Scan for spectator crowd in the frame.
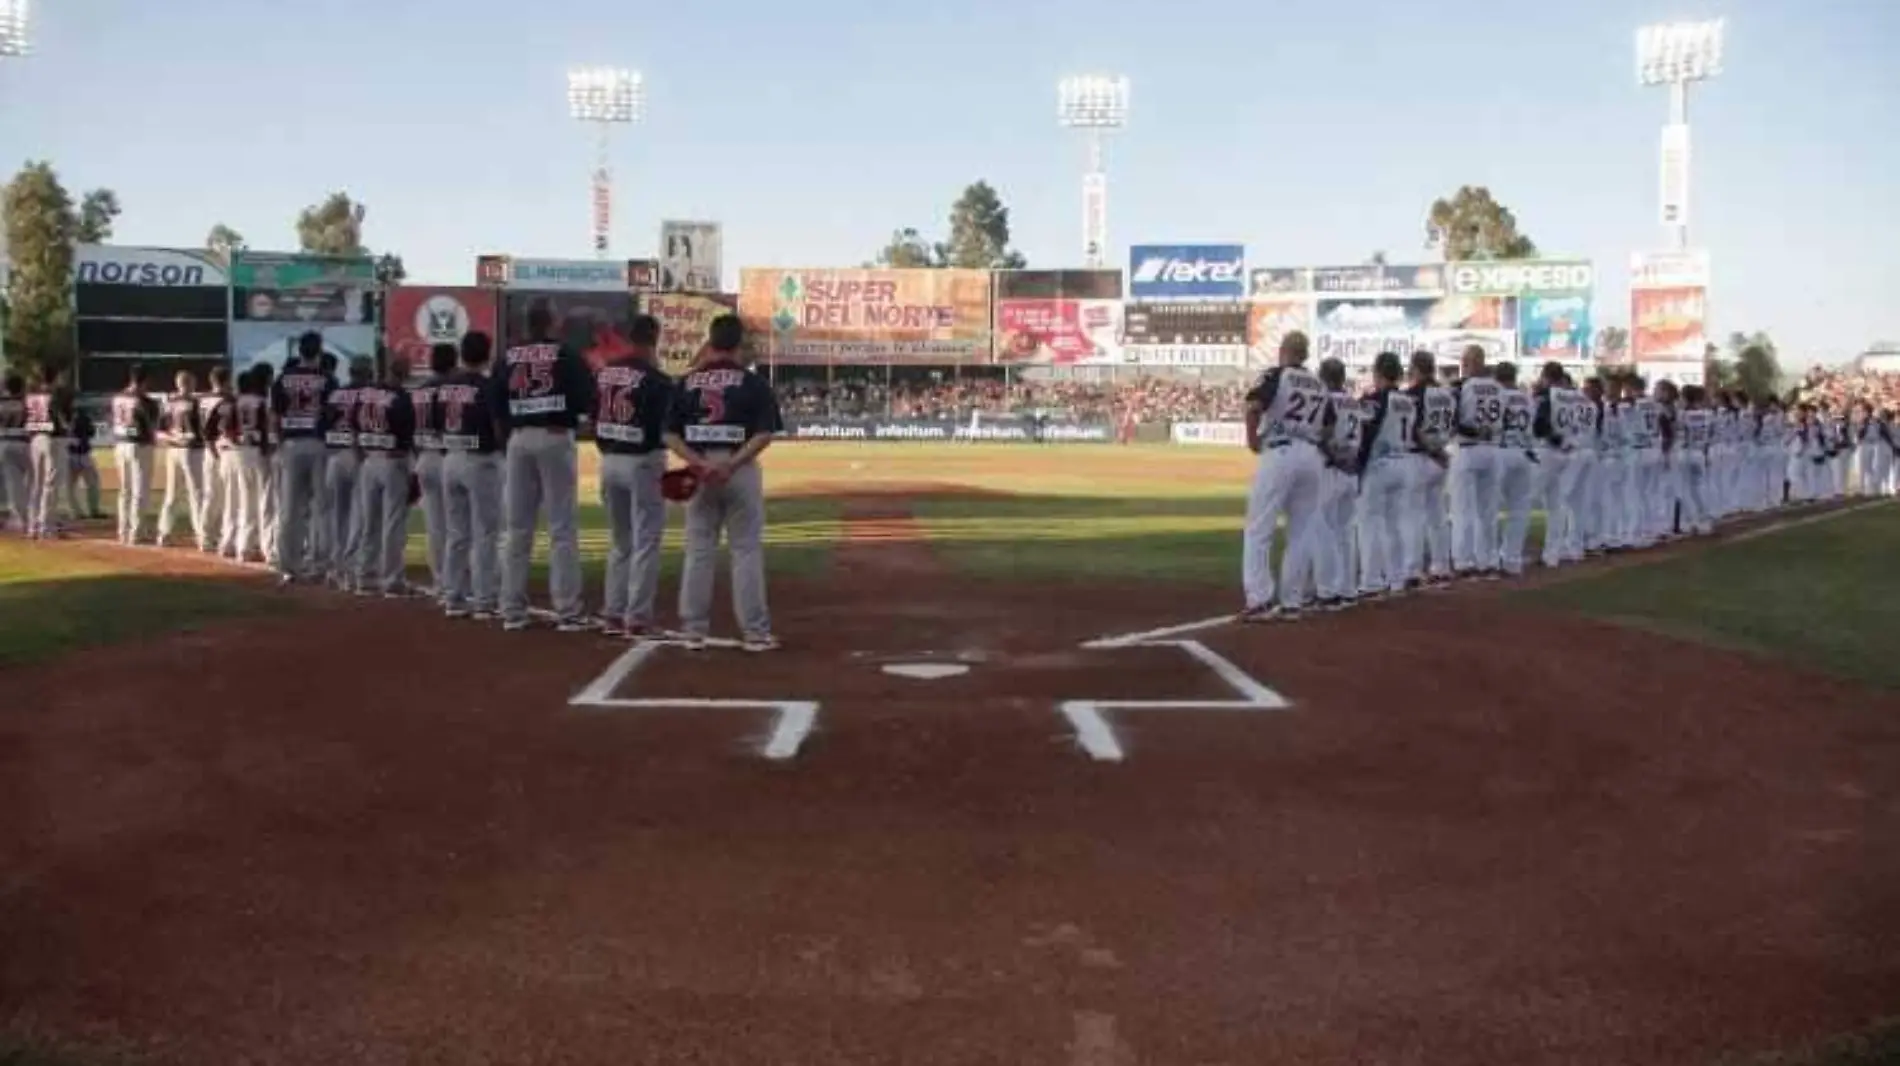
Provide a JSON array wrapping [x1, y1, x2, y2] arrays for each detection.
[[1796, 367, 1900, 413]]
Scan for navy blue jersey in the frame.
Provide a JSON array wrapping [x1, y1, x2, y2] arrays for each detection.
[[435, 369, 503, 454], [491, 340, 593, 431], [0, 395, 22, 440], [69, 411, 95, 454], [109, 391, 159, 445], [202, 391, 240, 449], [160, 393, 205, 447], [351, 384, 416, 454], [322, 386, 362, 449], [667, 359, 783, 450], [592, 357, 674, 456], [271, 366, 334, 440], [236, 393, 271, 448], [407, 377, 443, 453]]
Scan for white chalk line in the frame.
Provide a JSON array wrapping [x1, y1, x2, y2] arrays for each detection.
[[1722, 496, 1892, 545], [1059, 636, 1289, 763], [1081, 613, 1237, 650], [568, 641, 819, 761]]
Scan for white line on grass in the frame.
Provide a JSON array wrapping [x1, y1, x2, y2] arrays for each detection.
[[1723, 497, 1892, 545], [568, 641, 819, 761]]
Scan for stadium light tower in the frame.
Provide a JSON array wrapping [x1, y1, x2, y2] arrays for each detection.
[[567, 67, 644, 258], [1637, 19, 1723, 252], [0, 0, 29, 57], [1058, 74, 1128, 270]]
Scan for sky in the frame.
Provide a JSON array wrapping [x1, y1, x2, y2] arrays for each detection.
[[3, 0, 1895, 367]]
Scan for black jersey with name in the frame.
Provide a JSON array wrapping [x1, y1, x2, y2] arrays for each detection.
[[667, 359, 783, 450]]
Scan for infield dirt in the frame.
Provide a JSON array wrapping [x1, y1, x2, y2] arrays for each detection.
[[3, 498, 1897, 1065]]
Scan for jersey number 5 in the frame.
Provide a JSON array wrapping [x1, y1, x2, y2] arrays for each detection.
[[697, 386, 728, 425]]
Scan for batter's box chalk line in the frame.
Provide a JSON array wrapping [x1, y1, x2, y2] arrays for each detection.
[[1064, 614, 1289, 763], [568, 641, 819, 761]]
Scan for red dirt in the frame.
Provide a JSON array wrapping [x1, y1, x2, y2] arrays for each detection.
[[2, 503, 1897, 1065]]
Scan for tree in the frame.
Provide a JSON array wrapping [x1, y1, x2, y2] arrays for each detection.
[[205, 222, 246, 261], [935, 181, 1026, 270], [1727, 330, 1783, 400], [75, 189, 122, 244], [1704, 342, 1738, 390], [1594, 326, 1630, 363], [1425, 185, 1538, 261], [296, 192, 368, 256], [872, 227, 938, 269], [1367, 250, 1388, 266], [3, 162, 79, 378]]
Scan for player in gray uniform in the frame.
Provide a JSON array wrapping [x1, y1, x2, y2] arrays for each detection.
[[439, 332, 506, 619], [350, 359, 418, 597], [592, 314, 677, 637], [492, 304, 595, 632], [270, 332, 337, 584], [23, 370, 77, 540], [1491, 363, 1537, 576], [665, 314, 785, 650], [322, 360, 371, 591], [409, 343, 457, 607], [0, 374, 27, 533]]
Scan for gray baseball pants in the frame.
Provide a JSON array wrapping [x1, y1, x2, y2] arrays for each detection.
[[679, 460, 771, 639], [442, 450, 503, 613], [273, 438, 327, 579], [323, 450, 361, 585], [114, 442, 153, 544], [414, 451, 448, 600], [232, 445, 270, 559], [501, 427, 584, 625], [599, 451, 667, 626], [0, 439, 29, 531], [27, 435, 69, 537], [354, 453, 413, 592]]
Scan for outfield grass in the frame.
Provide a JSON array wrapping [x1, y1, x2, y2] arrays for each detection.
[[1525, 502, 1900, 688]]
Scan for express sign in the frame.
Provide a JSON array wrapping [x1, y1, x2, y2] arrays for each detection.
[[1446, 259, 1593, 296], [74, 245, 228, 287]]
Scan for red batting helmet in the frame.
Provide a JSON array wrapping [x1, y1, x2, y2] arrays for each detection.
[[660, 468, 700, 503]]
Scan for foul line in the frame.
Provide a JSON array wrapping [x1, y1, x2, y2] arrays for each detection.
[[568, 641, 819, 761], [1723, 496, 1892, 545], [1059, 631, 1288, 763]]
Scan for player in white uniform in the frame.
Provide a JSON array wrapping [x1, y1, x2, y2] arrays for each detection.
[[1596, 381, 1630, 550], [1354, 352, 1416, 598], [1760, 399, 1788, 509], [1405, 351, 1456, 586], [1790, 404, 1821, 502], [1570, 378, 1604, 555], [1489, 363, 1536, 575], [1676, 386, 1714, 535], [1309, 358, 1364, 611], [1873, 409, 1897, 497], [1652, 380, 1682, 540], [1447, 345, 1503, 578], [1240, 331, 1329, 623]]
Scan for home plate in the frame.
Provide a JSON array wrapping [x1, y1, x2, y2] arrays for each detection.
[[882, 663, 971, 680]]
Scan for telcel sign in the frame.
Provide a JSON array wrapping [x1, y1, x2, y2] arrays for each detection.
[[1446, 259, 1593, 296], [1128, 244, 1246, 299]]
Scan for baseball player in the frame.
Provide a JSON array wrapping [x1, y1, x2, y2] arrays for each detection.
[[1651, 380, 1681, 539], [66, 406, 104, 523], [108, 364, 159, 545], [665, 314, 783, 649], [1759, 398, 1787, 510], [1567, 377, 1602, 558], [409, 342, 457, 607], [493, 303, 594, 632], [1590, 377, 1627, 551], [1531, 364, 1576, 567], [1849, 402, 1877, 497], [0, 374, 27, 534], [439, 331, 505, 620], [253, 363, 281, 568], [1624, 376, 1664, 547], [200, 367, 243, 557], [194, 376, 229, 551], [1874, 408, 1897, 497], [156, 370, 209, 550], [1829, 406, 1851, 499], [1404, 351, 1455, 586], [1304, 357, 1363, 611], [1491, 362, 1536, 576], [1237, 330, 1328, 623], [593, 313, 677, 637], [23, 370, 76, 540], [321, 360, 371, 590], [1676, 385, 1714, 535], [350, 358, 418, 597], [227, 367, 273, 561], [1353, 351, 1417, 599], [1446, 345, 1503, 579], [270, 331, 337, 584]]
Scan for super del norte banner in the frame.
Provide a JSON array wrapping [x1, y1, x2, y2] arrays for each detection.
[[229, 251, 379, 376], [738, 268, 992, 365]]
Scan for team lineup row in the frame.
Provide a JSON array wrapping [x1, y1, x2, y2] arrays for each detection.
[[1237, 335, 1898, 621], [0, 312, 791, 650]]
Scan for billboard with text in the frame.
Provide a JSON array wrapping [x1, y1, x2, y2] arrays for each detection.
[[645, 292, 738, 374], [1518, 294, 1592, 361], [384, 287, 499, 376], [1630, 286, 1707, 361], [993, 269, 1123, 365], [739, 268, 992, 363]]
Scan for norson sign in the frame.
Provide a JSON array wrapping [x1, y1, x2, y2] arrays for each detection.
[[74, 245, 229, 287]]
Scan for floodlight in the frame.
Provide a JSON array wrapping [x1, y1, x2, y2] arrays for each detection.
[[567, 67, 644, 124], [1637, 20, 1724, 86], [0, 0, 31, 57], [1058, 75, 1129, 129]]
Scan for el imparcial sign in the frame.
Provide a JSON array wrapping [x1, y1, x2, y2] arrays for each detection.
[[1447, 259, 1593, 296]]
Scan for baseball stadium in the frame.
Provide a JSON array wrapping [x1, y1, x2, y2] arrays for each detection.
[[5, 7, 1900, 1066]]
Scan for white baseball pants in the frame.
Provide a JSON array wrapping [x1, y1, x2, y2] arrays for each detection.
[[1493, 448, 1535, 574], [1241, 440, 1324, 611], [1448, 443, 1499, 573], [1356, 457, 1409, 595]]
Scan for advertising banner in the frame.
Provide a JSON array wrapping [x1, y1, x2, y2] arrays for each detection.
[[501, 291, 639, 371], [1518, 294, 1593, 361], [739, 268, 992, 363], [1248, 268, 1310, 296], [994, 270, 1122, 301], [1170, 421, 1247, 446], [76, 245, 228, 287], [659, 221, 723, 293], [646, 292, 737, 374], [1630, 249, 1710, 289], [993, 269, 1125, 365], [231, 322, 376, 378], [1445, 259, 1593, 297], [1128, 244, 1246, 299], [1313, 296, 1518, 367], [384, 287, 498, 373], [1248, 264, 1445, 296], [230, 251, 377, 325], [781, 415, 1113, 444], [1124, 345, 1249, 368], [1630, 286, 1707, 361], [1247, 299, 1312, 361], [482, 257, 634, 292]]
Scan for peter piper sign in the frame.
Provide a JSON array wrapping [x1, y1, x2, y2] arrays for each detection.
[[1446, 258, 1593, 296]]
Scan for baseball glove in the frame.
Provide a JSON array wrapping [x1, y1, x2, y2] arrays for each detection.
[[407, 472, 422, 506], [660, 467, 700, 503]]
